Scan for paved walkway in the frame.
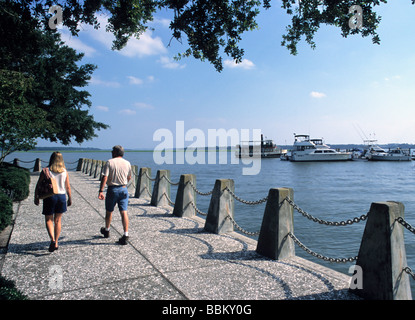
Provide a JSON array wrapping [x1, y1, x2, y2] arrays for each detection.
[[0, 171, 359, 300]]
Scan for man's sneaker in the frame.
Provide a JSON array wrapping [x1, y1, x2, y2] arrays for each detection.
[[100, 227, 110, 238], [118, 235, 129, 245]]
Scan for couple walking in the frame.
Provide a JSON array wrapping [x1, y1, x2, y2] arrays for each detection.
[[34, 145, 132, 252]]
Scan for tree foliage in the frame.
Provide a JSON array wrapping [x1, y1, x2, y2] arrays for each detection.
[[0, 0, 108, 162], [11, 0, 413, 72]]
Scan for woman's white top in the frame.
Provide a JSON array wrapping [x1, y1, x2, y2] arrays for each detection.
[[49, 168, 67, 195]]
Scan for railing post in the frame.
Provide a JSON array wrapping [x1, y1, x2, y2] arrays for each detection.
[[33, 158, 41, 172], [76, 158, 84, 171], [204, 179, 234, 234], [350, 201, 412, 300], [256, 188, 295, 260], [173, 174, 196, 218], [93, 160, 100, 178], [84, 159, 90, 174], [89, 160, 96, 176], [150, 170, 171, 207], [135, 167, 152, 199]]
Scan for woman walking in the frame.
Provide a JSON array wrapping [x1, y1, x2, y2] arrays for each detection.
[[34, 152, 72, 252]]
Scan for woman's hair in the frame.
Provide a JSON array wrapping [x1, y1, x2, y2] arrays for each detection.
[[48, 152, 66, 173]]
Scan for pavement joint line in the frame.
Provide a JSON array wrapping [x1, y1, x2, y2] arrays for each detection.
[[71, 178, 190, 300], [32, 273, 176, 300]]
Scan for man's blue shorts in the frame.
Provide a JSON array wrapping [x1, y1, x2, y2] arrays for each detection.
[[42, 194, 67, 216], [105, 186, 129, 212]]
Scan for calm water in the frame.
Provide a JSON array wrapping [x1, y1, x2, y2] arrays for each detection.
[[6, 150, 415, 296]]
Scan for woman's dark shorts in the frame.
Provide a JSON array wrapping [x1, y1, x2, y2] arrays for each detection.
[[42, 194, 67, 216]]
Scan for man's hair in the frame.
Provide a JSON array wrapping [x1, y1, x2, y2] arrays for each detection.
[[112, 145, 125, 157]]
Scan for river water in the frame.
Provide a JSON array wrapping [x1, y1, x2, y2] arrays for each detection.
[[5, 150, 415, 297]]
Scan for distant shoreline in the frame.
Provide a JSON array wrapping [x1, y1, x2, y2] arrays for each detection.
[[16, 143, 415, 153]]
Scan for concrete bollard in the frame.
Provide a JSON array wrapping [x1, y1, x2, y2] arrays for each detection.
[[350, 201, 412, 300], [81, 159, 86, 173], [135, 167, 152, 199], [76, 158, 84, 171], [100, 161, 106, 178], [150, 170, 171, 207], [33, 158, 42, 172], [256, 188, 295, 260], [204, 179, 234, 234], [84, 159, 90, 174], [90, 160, 96, 176], [129, 165, 138, 191], [173, 174, 196, 218]]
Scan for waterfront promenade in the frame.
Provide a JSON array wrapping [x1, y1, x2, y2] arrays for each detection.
[[0, 171, 359, 300]]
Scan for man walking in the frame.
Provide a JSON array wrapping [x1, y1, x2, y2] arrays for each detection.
[[98, 145, 132, 245]]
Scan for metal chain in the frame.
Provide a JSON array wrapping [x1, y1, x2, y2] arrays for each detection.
[[140, 186, 152, 198], [143, 171, 156, 181], [284, 197, 368, 226], [226, 213, 260, 236], [403, 267, 415, 281], [17, 159, 36, 163], [224, 187, 268, 205], [186, 180, 214, 196], [161, 175, 180, 186], [288, 232, 358, 263], [162, 192, 175, 206], [396, 217, 415, 235], [190, 201, 208, 216]]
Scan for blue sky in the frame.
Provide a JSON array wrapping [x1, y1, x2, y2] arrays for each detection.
[[38, 1, 415, 149]]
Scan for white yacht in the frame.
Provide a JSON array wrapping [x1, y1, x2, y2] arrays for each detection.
[[360, 139, 386, 160], [290, 134, 351, 162]]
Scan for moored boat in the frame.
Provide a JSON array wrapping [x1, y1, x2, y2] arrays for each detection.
[[235, 134, 285, 158], [369, 148, 412, 161], [290, 134, 351, 162]]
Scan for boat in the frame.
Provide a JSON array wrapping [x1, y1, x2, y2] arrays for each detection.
[[235, 134, 286, 158], [289, 134, 351, 162], [358, 139, 387, 160], [369, 148, 412, 161]]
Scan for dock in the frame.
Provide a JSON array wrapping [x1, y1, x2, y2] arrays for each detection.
[[0, 171, 360, 302]]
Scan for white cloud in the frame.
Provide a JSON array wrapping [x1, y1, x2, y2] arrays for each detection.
[[119, 109, 136, 115], [310, 91, 327, 98], [127, 76, 144, 85], [133, 102, 154, 110], [119, 31, 167, 58], [95, 105, 109, 112], [60, 31, 97, 57], [89, 76, 121, 88], [224, 59, 255, 70], [157, 56, 186, 69], [84, 15, 167, 58]]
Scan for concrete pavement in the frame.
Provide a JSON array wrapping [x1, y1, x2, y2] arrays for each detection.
[[0, 171, 359, 301]]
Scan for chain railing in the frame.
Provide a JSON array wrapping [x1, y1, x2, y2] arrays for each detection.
[[224, 186, 268, 205], [396, 217, 415, 280], [77, 160, 415, 276]]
